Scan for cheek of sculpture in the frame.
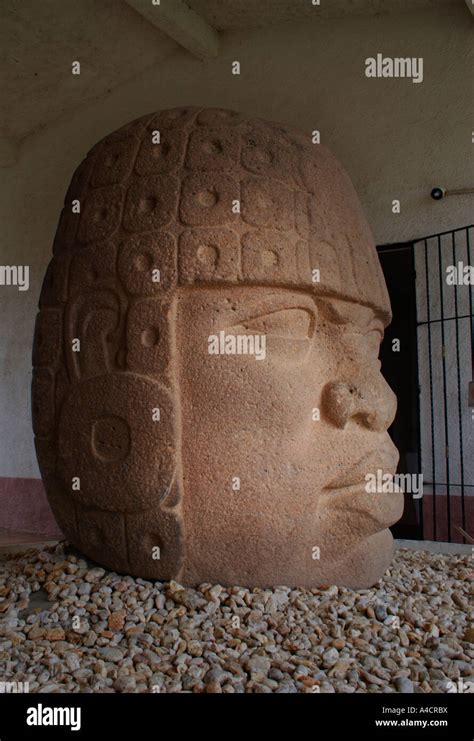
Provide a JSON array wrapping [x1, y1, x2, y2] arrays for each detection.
[[177, 289, 346, 583]]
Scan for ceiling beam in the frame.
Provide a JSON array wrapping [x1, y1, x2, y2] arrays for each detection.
[[124, 0, 220, 59]]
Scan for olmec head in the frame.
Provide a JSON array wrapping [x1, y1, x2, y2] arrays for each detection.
[[32, 107, 402, 588]]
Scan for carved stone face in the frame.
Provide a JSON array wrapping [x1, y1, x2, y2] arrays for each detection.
[[32, 107, 403, 588], [178, 287, 402, 588]]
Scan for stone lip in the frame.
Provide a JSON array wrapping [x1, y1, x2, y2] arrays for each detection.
[[325, 446, 399, 489]]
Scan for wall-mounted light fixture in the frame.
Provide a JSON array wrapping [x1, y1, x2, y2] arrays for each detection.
[[431, 186, 474, 200]]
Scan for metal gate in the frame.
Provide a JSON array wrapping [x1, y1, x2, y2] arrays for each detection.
[[414, 225, 474, 543]]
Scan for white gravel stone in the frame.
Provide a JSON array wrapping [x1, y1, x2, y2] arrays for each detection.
[[97, 647, 124, 662], [395, 676, 415, 693], [113, 676, 137, 692], [1, 545, 472, 693]]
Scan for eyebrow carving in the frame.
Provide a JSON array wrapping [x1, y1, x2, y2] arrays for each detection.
[[317, 297, 383, 335], [223, 307, 315, 340]]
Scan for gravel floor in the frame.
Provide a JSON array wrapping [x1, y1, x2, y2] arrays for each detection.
[[0, 544, 472, 693]]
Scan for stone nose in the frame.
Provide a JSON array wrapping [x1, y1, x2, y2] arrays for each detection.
[[321, 378, 397, 431]]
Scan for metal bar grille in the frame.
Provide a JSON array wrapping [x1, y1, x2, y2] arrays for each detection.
[[453, 231, 466, 539], [414, 225, 474, 543], [424, 239, 437, 539]]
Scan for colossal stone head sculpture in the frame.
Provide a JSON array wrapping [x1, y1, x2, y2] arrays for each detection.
[[32, 107, 403, 589]]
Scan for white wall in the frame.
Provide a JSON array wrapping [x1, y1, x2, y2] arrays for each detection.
[[0, 6, 472, 477]]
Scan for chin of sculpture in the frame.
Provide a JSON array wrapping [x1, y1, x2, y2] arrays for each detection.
[[32, 107, 403, 588]]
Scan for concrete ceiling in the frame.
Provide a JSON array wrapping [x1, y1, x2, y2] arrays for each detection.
[[0, 0, 467, 153], [0, 0, 179, 143], [187, 0, 460, 29]]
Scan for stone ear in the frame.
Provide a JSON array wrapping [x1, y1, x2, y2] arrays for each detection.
[[64, 289, 120, 383]]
